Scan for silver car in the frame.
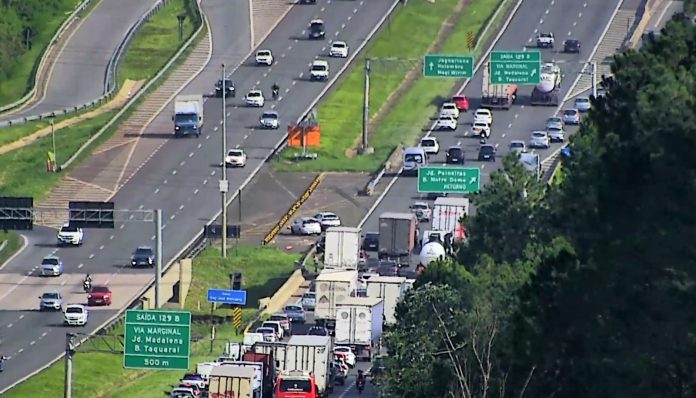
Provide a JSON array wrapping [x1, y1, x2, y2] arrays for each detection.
[[260, 110, 279, 129], [574, 96, 591, 112], [562, 109, 581, 125], [546, 127, 565, 142], [545, 116, 564, 130], [40, 255, 63, 276], [302, 292, 316, 311], [529, 131, 551, 149], [39, 291, 63, 311], [509, 140, 527, 154]]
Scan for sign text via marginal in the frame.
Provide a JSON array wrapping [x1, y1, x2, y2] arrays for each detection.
[[123, 310, 191, 370]]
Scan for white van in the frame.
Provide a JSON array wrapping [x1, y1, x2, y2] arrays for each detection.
[[402, 147, 427, 176]]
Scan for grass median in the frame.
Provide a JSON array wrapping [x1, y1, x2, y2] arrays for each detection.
[[3, 245, 300, 398], [275, 0, 511, 172], [0, 231, 22, 266]]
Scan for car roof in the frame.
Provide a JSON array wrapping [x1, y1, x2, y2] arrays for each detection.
[[420, 137, 436, 142], [310, 19, 324, 23], [43, 291, 61, 296], [42, 255, 60, 260], [510, 140, 525, 145], [262, 110, 278, 116], [312, 60, 329, 66], [257, 49, 271, 53], [481, 144, 495, 150], [137, 246, 153, 251], [575, 96, 590, 101], [564, 108, 578, 113], [475, 108, 491, 113], [65, 303, 85, 308], [547, 116, 562, 120], [248, 89, 262, 94], [532, 130, 548, 135]]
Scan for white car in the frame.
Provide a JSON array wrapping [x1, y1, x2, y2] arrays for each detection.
[[244, 90, 265, 107], [509, 140, 527, 154], [474, 108, 493, 125], [529, 131, 551, 149], [224, 149, 247, 167], [409, 202, 431, 221], [262, 320, 285, 340], [255, 327, 277, 342], [63, 304, 88, 326], [334, 346, 357, 367], [255, 49, 274, 65], [301, 291, 316, 311], [419, 137, 439, 155], [40, 255, 64, 277], [439, 102, 460, 119], [57, 223, 83, 246], [471, 121, 491, 137], [310, 60, 330, 81], [314, 212, 341, 229], [290, 217, 322, 235], [536, 32, 555, 48], [260, 110, 280, 129], [574, 96, 591, 112], [435, 116, 457, 131], [547, 126, 565, 142], [329, 41, 349, 57]]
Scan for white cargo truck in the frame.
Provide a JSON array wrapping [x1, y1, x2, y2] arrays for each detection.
[[314, 269, 358, 332], [432, 197, 470, 233], [173, 94, 204, 137], [282, 335, 334, 397], [208, 363, 261, 398], [366, 275, 407, 326], [324, 227, 361, 270], [335, 297, 384, 362]]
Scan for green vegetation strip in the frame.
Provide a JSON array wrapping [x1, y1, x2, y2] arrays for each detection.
[[5, 245, 300, 398], [276, 0, 510, 172], [0, 0, 199, 201], [0, 0, 82, 105], [0, 231, 22, 266]]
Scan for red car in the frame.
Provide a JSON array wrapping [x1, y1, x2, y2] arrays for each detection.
[[87, 285, 112, 306], [451, 95, 469, 111]]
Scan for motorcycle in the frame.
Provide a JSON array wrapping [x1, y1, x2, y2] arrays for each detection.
[[357, 377, 365, 394], [272, 87, 279, 100], [83, 280, 92, 293]]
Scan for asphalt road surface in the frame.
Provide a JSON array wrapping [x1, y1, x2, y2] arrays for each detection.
[[0, 0, 399, 392], [359, 0, 623, 267], [0, 0, 160, 121]]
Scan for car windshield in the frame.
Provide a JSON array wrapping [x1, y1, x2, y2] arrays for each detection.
[[532, 132, 546, 138], [279, 379, 312, 392], [228, 150, 244, 157], [262, 112, 277, 119], [42, 258, 59, 265], [335, 347, 349, 353], [43, 293, 59, 299], [92, 286, 109, 293], [453, 96, 465, 101], [270, 315, 287, 321], [333, 42, 346, 48], [286, 305, 302, 311], [404, 153, 423, 162], [481, 146, 494, 153], [256, 328, 273, 334], [66, 307, 83, 314], [248, 91, 261, 98], [548, 128, 562, 133], [412, 203, 427, 209], [303, 292, 315, 299], [60, 225, 78, 232], [443, 104, 455, 109], [135, 248, 152, 255], [476, 111, 489, 117], [257, 50, 270, 56], [310, 22, 323, 30], [564, 110, 577, 116], [448, 148, 462, 155], [320, 214, 337, 220], [576, 98, 589, 104], [474, 123, 487, 128], [311, 65, 327, 71], [420, 139, 435, 146], [511, 142, 524, 149]]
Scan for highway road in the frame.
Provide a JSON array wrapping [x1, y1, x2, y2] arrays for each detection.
[[0, 0, 160, 121], [359, 0, 623, 264], [0, 0, 399, 392]]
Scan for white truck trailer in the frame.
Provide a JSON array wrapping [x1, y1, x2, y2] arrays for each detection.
[[173, 94, 204, 137], [432, 197, 470, 233], [365, 275, 407, 326], [208, 363, 261, 398], [314, 269, 358, 332], [335, 297, 384, 362], [324, 227, 361, 270], [281, 335, 334, 397]]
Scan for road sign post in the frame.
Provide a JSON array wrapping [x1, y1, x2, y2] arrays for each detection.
[[207, 289, 247, 305], [124, 310, 191, 370], [418, 166, 481, 193], [423, 55, 474, 78], [489, 51, 541, 84]]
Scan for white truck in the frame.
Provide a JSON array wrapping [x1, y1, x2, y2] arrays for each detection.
[[366, 275, 407, 326], [324, 227, 361, 270], [314, 269, 358, 332], [281, 335, 334, 397], [432, 197, 470, 234], [56, 223, 84, 246], [208, 362, 262, 398], [335, 297, 384, 362], [173, 94, 204, 137]]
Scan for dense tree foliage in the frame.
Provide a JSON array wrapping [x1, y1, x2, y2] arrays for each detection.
[[0, 0, 76, 80], [382, 14, 696, 398]]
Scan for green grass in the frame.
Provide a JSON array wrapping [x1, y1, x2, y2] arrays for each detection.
[[119, 0, 198, 85], [0, 231, 22, 266], [0, 0, 83, 106], [275, 0, 511, 172], [4, 245, 299, 398]]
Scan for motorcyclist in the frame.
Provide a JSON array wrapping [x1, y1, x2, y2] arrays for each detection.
[[271, 82, 280, 99], [83, 274, 92, 292], [356, 369, 366, 393], [84, 273, 92, 283], [0, 355, 6, 372]]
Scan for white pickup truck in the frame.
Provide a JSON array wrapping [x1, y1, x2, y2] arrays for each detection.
[[57, 224, 84, 246]]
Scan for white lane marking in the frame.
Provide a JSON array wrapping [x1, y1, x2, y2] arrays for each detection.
[[507, 123, 512, 128], [573, 21, 577, 26], [120, 224, 125, 229], [203, 179, 208, 184], [353, 8, 358, 13], [30, 341, 35, 346], [151, 235, 156, 241], [41, 331, 47, 338], [19, 315, 24, 320], [255, 81, 260, 86], [138, 204, 144, 210], [179, 204, 184, 211], [109, 235, 114, 240], [568, 31, 572, 36], [578, 12, 582, 18], [211, 170, 216, 176], [78, 263, 84, 269], [99, 245, 104, 250], [213, 126, 219, 132], [320, 6, 325, 11], [7, 323, 12, 328], [170, 214, 176, 220], [341, 23, 345, 29], [502, 133, 506, 138], [539, 18, 544, 24], [61, 281, 66, 286], [194, 189, 199, 195], [299, 72, 304, 78], [281, 53, 286, 58], [179, 161, 185, 167], [545, 9, 549, 14], [347, 15, 352, 21], [292, 80, 297, 86], [163, 179, 168, 184], [206, 135, 210, 140], [89, 254, 95, 259], [189, 152, 194, 158], [154, 188, 160, 194], [172, 170, 178, 175]]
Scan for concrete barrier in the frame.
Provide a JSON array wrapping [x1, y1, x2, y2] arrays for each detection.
[[140, 258, 192, 309], [259, 269, 306, 316]]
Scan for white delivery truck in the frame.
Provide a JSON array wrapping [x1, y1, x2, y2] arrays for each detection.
[[173, 94, 204, 137], [431, 197, 470, 233], [208, 363, 261, 398], [335, 297, 384, 362], [366, 275, 407, 326], [280, 335, 334, 397], [314, 269, 358, 332], [324, 227, 361, 270]]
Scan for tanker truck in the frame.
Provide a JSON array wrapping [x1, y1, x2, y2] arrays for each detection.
[[530, 62, 562, 106]]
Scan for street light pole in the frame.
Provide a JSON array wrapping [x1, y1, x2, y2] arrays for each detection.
[[590, 62, 598, 98], [361, 58, 371, 153], [154, 209, 163, 308], [220, 64, 228, 258], [63, 333, 75, 398], [51, 118, 57, 172]]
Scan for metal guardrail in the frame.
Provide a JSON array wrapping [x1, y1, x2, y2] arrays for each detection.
[[0, 0, 175, 129], [0, 0, 94, 115]]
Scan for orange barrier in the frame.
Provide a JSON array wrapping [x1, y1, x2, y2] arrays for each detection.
[[288, 124, 321, 147]]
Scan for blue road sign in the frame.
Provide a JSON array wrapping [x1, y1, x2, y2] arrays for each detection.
[[207, 289, 247, 305]]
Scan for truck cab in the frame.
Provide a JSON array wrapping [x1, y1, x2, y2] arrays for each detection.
[[275, 370, 319, 398]]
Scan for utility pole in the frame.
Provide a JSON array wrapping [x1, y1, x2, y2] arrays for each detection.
[[155, 209, 163, 308], [220, 64, 228, 258], [64, 333, 76, 398], [590, 61, 598, 98], [237, 188, 241, 256], [361, 58, 371, 153], [50, 118, 57, 172]]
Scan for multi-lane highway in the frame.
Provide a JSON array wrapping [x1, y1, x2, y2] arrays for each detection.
[[0, 0, 399, 391], [0, 0, 161, 121], [359, 0, 623, 246]]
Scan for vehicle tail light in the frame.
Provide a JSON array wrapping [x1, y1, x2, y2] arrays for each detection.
[[87, 294, 92, 298]]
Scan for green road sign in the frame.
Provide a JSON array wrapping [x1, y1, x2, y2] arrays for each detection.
[[418, 166, 481, 193], [489, 50, 541, 84], [124, 310, 191, 370], [424, 55, 474, 78]]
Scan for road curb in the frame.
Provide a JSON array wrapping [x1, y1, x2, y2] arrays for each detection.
[[0, 234, 28, 272]]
